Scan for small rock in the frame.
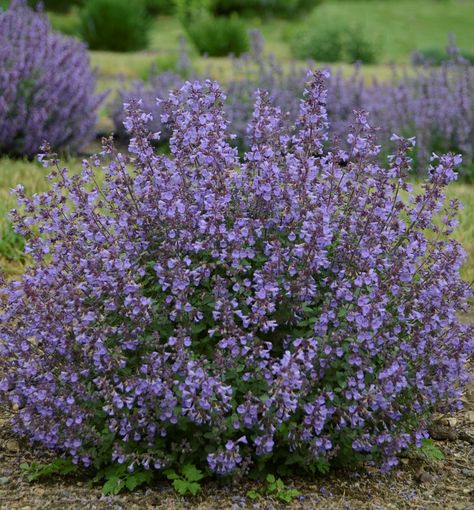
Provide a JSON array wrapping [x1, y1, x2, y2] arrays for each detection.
[[466, 411, 474, 423], [446, 417, 458, 427], [0, 477, 10, 485], [428, 423, 457, 441], [416, 471, 435, 484], [5, 439, 19, 452], [461, 469, 474, 477]]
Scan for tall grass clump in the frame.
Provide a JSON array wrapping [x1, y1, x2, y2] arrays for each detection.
[[0, 0, 103, 157], [1, 72, 472, 494]]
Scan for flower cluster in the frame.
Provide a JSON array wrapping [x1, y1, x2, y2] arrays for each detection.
[[329, 58, 474, 171], [1, 73, 472, 479], [112, 32, 474, 176], [0, 0, 104, 157]]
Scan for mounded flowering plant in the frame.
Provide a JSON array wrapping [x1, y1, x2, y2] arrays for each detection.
[[0, 0, 103, 157], [0, 72, 472, 489]]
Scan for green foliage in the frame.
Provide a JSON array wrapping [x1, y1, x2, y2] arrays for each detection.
[[185, 14, 249, 56], [27, 0, 83, 12], [414, 46, 474, 66], [164, 464, 205, 496], [48, 11, 80, 37], [247, 474, 300, 503], [145, 0, 175, 15], [345, 25, 377, 63], [79, 0, 150, 52], [212, 0, 321, 18], [418, 438, 445, 461], [0, 223, 25, 262], [20, 458, 79, 482], [93, 463, 154, 495], [292, 24, 344, 62], [292, 21, 377, 63], [174, 0, 213, 24]]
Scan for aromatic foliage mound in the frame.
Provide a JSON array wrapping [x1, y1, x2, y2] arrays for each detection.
[[1, 73, 472, 484], [0, 0, 102, 157]]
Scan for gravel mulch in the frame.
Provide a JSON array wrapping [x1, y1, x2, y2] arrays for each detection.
[[1, 380, 473, 510]]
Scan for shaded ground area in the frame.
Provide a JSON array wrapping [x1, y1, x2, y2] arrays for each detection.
[[0, 380, 472, 510]]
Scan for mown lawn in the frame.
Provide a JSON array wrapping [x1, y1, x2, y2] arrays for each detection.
[[50, 0, 474, 72], [301, 0, 474, 63]]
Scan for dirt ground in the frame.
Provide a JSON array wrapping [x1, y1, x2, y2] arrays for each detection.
[[0, 381, 473, 510]]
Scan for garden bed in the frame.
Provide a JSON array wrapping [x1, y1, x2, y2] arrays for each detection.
[[0, 379, 472, 510]]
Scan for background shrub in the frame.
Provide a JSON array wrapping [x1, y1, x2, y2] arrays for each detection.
[[412, 46, 474, 66], [185, 14, 249, 56], [174, 0, 213, 24], [0, 0, 103, 156], [80, 0, 150, 52], [292, 21, 377, 63], [1, 73, 472, 491], [13, 0, 85, 12], [212, 0, 321, 18], [292, 24, 345, 62], [144, 0, 175, 15], [345, 25, 377, 63]]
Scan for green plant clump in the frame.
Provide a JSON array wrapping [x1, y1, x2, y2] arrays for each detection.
[[186, 14, 249, 56], [292, 22, 377, 63], [79, 0, 150, 52]]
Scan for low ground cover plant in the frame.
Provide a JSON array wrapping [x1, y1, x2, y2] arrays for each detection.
[[0, 0, 103, 157], [0, 72, 472, 493]]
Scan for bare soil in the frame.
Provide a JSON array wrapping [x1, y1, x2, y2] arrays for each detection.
[[0, 382, 473, 510]]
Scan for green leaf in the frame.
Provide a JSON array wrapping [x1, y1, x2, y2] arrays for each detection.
[[419, 438, 445, 461], [246, 489, 259, 500], [102, 476, 124, 495], [278, 492, 292, 503], [188, 481, 201, 495], [164, 469, 179, 480], [266, 474, 275, 483], [173, 478, 190, 495], [182, 464, 205, 482], [125, 474, 140, 492]]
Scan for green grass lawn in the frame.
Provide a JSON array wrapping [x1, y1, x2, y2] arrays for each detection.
[[301, 0, 474, 64], [51, 0, 474, 76]]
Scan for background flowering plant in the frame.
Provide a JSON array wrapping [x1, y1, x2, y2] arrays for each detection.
[[112, 32, 474, 178], [0, 72, 472, 488], [0, 0, 103, 157]]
